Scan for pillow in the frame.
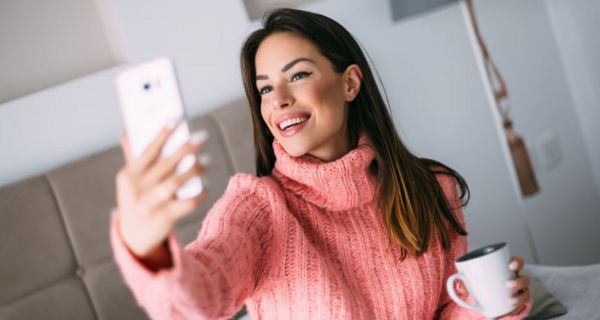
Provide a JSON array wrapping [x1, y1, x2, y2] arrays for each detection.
[[522, 269, 568, 320]]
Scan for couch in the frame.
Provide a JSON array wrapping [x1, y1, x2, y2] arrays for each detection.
[[0, 98, 254, 319]]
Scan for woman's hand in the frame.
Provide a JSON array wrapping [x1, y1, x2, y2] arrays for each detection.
[[499, 256, 531, 318], [115, 121, 209, 259]]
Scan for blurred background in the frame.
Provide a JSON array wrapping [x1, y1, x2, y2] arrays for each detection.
[[1, 0, 598, 268]]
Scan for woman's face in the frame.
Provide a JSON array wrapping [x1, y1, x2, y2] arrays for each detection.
[[255, 31, 361, 161]]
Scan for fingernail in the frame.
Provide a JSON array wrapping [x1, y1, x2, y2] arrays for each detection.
[[166, 117, 182, 130], [509, 261, 518, 270], [190, 130, 209, 146], [199, 153, 211, 166], [506, 280, 517, 288]]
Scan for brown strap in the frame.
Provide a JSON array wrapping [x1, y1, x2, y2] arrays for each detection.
[[465, 0, 510, 119]]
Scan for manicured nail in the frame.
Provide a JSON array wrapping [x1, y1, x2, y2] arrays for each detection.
[[509, 261, 518, 271], [199, 153, 211, 166], [166, 117, 182, 130], [190, 130, 209, 146], [506, 280, 517, 288]]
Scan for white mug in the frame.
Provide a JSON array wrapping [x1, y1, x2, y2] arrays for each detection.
[[446, 242, 516, 319]]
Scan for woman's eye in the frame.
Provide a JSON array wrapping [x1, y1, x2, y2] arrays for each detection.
[[259, 86, 272, 95], [291, 71, 312, 82]]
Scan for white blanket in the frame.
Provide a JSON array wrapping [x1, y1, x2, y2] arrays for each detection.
[[525, 263, 600, 320]]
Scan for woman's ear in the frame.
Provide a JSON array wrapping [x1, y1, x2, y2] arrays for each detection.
[[343, 64, 363, 102]]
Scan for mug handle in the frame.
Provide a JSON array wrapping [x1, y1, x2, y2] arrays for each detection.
[[446, 272, 484, 313]]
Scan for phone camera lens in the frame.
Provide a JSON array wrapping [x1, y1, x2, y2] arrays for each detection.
[[143, 83, 151, 90]]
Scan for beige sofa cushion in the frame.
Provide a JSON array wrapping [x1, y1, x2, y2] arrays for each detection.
[[83, 260, 147, 320], [210, 99, 256, 175], [0, 98, 255, 319], [0, 278, 96, 320], [0, 176, 77, 305], [46, 148, 124, 268]]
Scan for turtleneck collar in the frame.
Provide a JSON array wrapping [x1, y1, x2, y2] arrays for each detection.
[[271, 134, 379, 211]]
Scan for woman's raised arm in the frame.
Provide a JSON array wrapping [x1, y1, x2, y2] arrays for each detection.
[[111, 174, 274, 320]]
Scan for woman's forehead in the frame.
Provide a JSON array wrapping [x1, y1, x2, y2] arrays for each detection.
[[255, 33, 322, 71]]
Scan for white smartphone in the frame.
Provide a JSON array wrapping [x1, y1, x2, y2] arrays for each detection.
[[115, 56, 203, 199]]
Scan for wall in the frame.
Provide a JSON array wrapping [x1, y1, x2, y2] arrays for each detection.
[[545, 0, 600, 199], [473, 0, 600, 265], [0, 0, 128, 104]]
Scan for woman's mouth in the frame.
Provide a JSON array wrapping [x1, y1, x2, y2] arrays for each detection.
[[276, 114, 311, 137]]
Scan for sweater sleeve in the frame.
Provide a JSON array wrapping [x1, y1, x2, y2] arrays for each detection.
[[110, 174, 273, 320], [435, 173, 531, 320]]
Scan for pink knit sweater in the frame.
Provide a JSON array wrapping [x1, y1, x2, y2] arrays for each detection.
[[111, 137, 531, 319]]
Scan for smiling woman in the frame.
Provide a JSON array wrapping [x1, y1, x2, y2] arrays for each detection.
[[240, 9, 471, 259], [110, 7, 532, 320]]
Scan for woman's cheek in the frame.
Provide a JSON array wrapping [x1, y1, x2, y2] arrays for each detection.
[[260, 105, 271, 126], [297, 84, 322, 103]]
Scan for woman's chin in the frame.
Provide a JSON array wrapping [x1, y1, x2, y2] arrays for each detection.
[[279, 141, 309, 158]]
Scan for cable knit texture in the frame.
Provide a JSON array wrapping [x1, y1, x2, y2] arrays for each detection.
[[111, 136, 531, 319]]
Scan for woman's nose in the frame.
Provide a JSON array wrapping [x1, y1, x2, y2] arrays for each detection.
[[271, 87, 293, 109]]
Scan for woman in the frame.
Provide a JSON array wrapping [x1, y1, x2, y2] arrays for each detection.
[[112, 8, 531, 319]]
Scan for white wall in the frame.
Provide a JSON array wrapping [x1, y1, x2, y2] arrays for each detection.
[[0, 0, 128, 104], [545, 0, 600, 199], [1, 0, 598, 265], [472, 0, 600, 265]]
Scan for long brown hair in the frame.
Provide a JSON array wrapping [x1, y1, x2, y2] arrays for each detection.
[[240, 8, 469, 258]]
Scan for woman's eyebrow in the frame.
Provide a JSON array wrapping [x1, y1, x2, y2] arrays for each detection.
[[256, 57, 316, 81]]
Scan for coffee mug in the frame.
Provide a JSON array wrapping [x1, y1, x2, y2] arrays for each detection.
[[446, 242, 516, 319]]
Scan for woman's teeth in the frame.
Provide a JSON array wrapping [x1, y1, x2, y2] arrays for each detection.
[[279, 116, 308, 130]]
